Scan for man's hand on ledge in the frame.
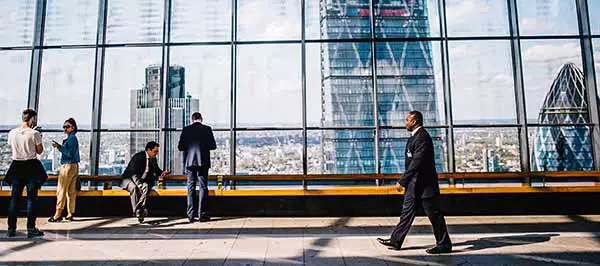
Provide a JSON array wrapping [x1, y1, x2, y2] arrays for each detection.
[[160, 171, 169, 177], [395, 182, 404, 192]]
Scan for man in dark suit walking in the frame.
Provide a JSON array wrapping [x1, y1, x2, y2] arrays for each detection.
[[178, 112, 217, 223], [121, 141, 168, 223], [377, 111, 452, 254]]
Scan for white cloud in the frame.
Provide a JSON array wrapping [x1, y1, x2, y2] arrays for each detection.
[[520, 18, 555, 34], [524, 42, 581, 61]]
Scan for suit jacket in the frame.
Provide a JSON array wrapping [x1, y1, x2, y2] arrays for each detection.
[[120, 151, 163, 188], [399, 127, 440, 199], [178, 122, 217, 170]]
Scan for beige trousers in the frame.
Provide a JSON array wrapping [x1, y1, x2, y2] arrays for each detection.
[[54, 163, 79, 218]]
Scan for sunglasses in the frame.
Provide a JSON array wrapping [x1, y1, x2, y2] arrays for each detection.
[[63, 125, 72, 129]]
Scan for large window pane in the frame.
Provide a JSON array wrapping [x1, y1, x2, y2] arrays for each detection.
[[0, 0, 35, 47], [0, 50, 30, 175], [101, 47, 162, 129], [307, 42, 374, 127], [595, 39, 600, 100], [44, 0, 98, 45], [236, 130, 302, 175], [38, 49, 95, 129], [529, 126, 594, 171], [308, 129, 375, 174], [168, 45, 230, 129], [166, 131, 230, 176], [170, 0, 231, 42], [375, 0, 440, 38], [377, 41, 444, 126], [380, 128, 447, 174], [590, 1, 600, 34], [237, 0, 301, 41], [445, 0, 509, 37], [237, 44, 301, 127], [0, 50, 30, 127], [306, 0, 371, 40], [521, 40, 585, 124], [454, 128, 520, 172], [98, 131, 159, 175], [40, 132, 91, 175], [0, 132, 10, 175], [449, 40, 516, 124], [106, 0, 164, 44], [517, 0, 579, 36]]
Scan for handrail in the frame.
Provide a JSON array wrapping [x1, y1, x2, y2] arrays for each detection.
[[1, 171, 599, 182], [0, 172, 598, 195]]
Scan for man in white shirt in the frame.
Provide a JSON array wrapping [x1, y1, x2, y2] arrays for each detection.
[[6, 109, 46, 238]]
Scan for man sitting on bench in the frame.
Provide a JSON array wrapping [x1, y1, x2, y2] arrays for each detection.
[[121, 141, 168, 223]]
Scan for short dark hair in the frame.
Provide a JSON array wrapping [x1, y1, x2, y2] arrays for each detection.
[[22, 109, 37, 122], [145, 141, 160, 151], [191, 112, 202, 121], [65, 117, 78, 133], [408, 110, 424, 126]]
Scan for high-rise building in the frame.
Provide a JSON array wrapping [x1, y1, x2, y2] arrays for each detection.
[[532, 63, 594, 171], [319, 0, 443, 174], [167, 96, 199, 174], [130, 65, 199, 174]]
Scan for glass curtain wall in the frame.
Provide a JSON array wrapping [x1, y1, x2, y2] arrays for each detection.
[[0, 0, 598, 182]]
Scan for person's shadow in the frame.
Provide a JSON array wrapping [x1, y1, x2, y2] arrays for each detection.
[[402, 233, 559, 253]]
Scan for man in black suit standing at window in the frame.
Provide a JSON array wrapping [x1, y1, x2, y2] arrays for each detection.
[[121, 141, 168, 223], [377, 111, 452, 254], [178, 112, 217, 223]]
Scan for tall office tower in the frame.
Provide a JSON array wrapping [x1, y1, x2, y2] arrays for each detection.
[[130, 65, 198, 174], [320, 0, 443, 174], [532, 63, 594, 171]]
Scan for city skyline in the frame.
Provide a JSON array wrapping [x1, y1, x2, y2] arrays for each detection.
[[1, 0, 599, 175]]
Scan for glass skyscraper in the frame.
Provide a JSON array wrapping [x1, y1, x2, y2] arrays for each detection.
[[320, 0, 443, 174], [130, 65, 199, 175], [532, 63, 594, 171]]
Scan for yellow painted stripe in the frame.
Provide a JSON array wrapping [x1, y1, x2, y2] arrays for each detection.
[[0, 185, 599, 197]]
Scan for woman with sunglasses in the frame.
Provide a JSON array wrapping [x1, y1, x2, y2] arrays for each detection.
[[48, 118, 80, 222]]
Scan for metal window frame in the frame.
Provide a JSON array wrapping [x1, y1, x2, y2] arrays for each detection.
[[8, 0, 600, 176], [576, 0, 600, 170]]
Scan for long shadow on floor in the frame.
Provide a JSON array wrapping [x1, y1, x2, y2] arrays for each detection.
[[399, 233, 558, 253]]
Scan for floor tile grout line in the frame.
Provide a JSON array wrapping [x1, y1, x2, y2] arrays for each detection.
[[221, 217, 247, 266], [182, 217, 217, 266]]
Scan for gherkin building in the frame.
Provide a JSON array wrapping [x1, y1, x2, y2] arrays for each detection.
[[532, 63, 594, 171]]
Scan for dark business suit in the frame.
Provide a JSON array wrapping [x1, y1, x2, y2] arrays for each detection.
[[390, 127, 451, 248], [120, 151, 163, 216], [178, 122, 216, 219]]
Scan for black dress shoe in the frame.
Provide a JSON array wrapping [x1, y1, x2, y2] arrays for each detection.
[[48, 217, 63, 223], [27, 228, 44, 238], [188, 217, 196, 223], [137, 213, 145, 224], [7, 229, 16, 237], [426, 245, 452, 254], [377, 238, 401, 250], [199, 216, 211, 223]]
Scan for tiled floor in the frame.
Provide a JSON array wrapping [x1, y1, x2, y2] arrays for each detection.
[[0, 215, 599, 265]]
